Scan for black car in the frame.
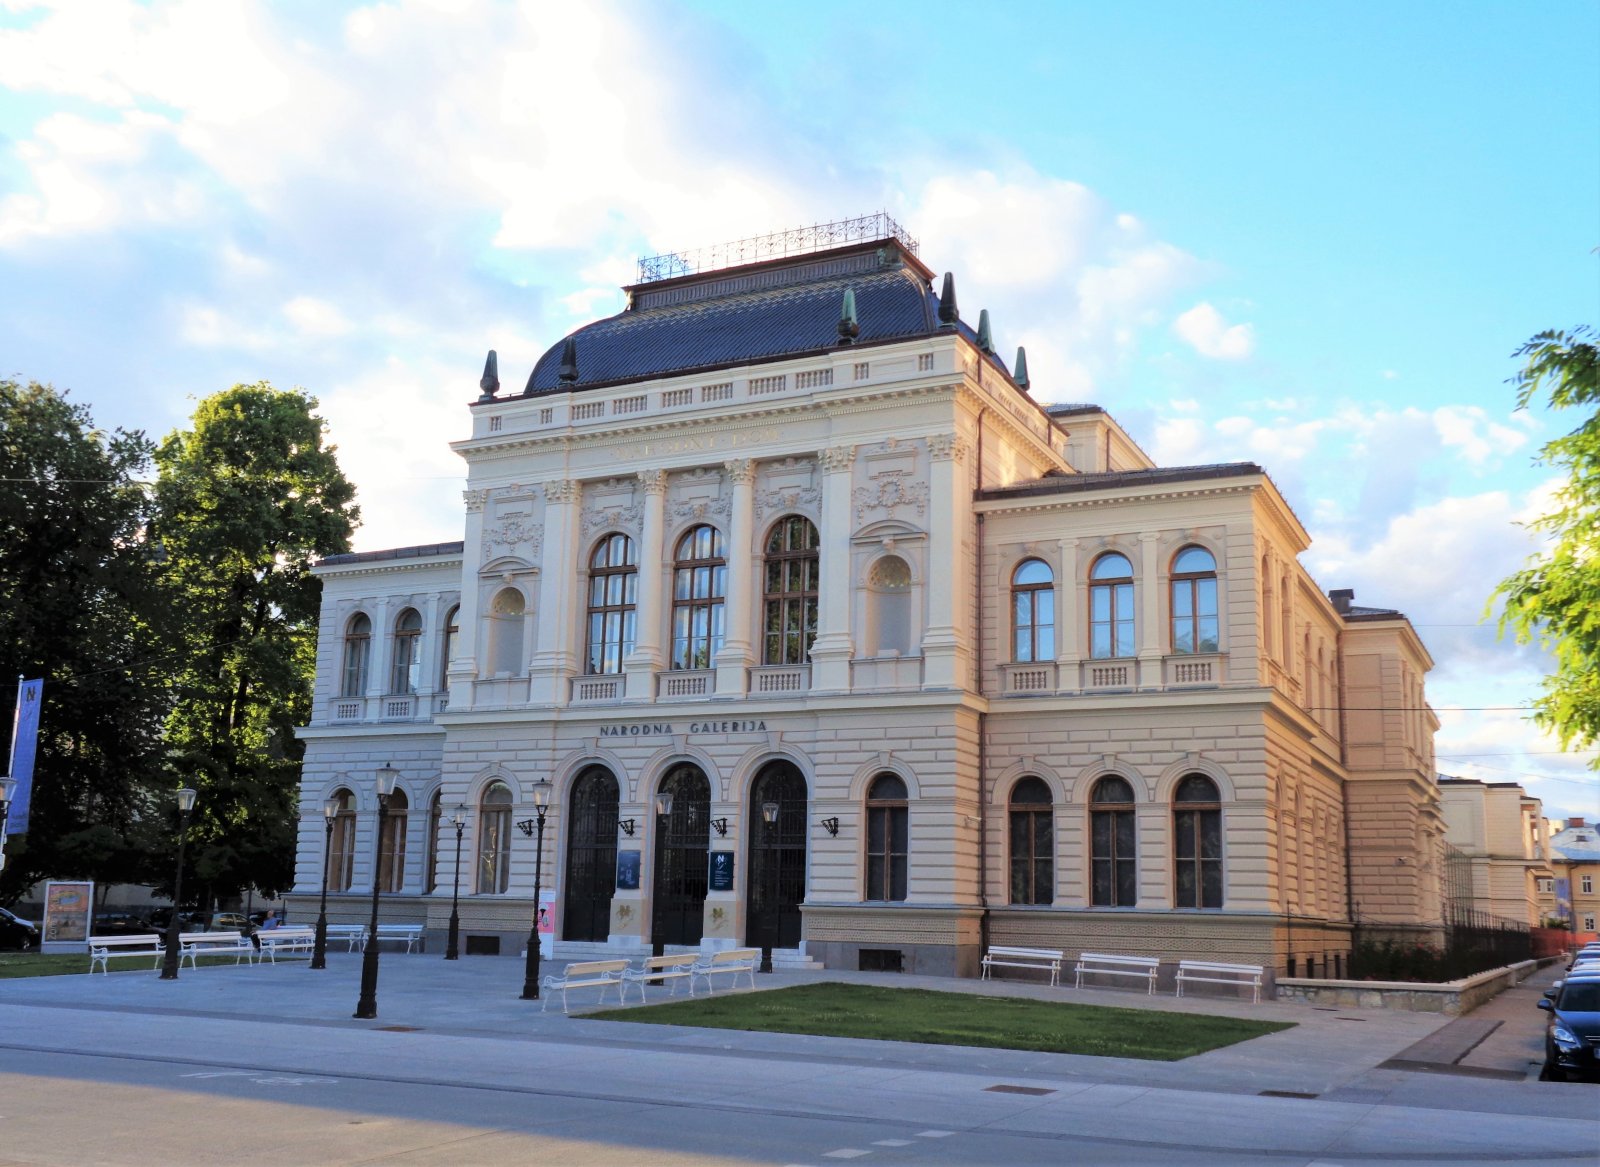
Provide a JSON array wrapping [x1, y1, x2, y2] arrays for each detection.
[[1539, 971, 1600, 1080], [0, 906, 40, 950], [90, 912, 152, 937]]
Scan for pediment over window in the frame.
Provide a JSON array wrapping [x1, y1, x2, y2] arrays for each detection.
[[851, 519, 926, 546], [479, 554, 537, 577]]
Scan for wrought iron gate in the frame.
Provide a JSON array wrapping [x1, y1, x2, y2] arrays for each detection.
[[563, 766, 618, 942], [747, 761, 807, 950], [652, 764, 710, 947]]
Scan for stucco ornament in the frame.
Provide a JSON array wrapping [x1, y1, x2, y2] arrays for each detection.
[[853, 473, 927, 521]]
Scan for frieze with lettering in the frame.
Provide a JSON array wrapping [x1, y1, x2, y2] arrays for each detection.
[[597, 720, 768, 737]]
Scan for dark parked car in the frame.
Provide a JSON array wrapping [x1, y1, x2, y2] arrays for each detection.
[[148, 908, 205, 932], [0, 906, 40, 950], [1539, 971, 1600, 1081], [91, 912, 152, 937]]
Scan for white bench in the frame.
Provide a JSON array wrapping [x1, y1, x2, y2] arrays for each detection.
[[1073, 952, 1160, 994], [88, 933, 165, 975], [689, 948, 759, 996], [323, 924, 367, 952], [539, 958, 629, 1013], [255, 926, 316, 963], [621, 952, 699, 1003], [981, 945, 1064, 987], [373, 924, 425, 953], [178, 931, 256, 969], [1175, 959, 1264, 1004]]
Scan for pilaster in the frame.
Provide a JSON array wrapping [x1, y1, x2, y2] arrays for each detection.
[[715, 458, 756, 695], [624, 469, 667, 699], [810, 444, 856, 691]]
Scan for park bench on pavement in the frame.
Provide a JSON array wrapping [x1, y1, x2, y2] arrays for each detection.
[[88, 933, 165, 975], [255, 926, 316, 963], [1073, 952, 1160, 994], [688, 948, 760, 996], [1175, 959, 1264, 1004], [540, 958, 630, 1013], [178, 930, 256, 969], [980, 945, 1065, 987], [621, 952, 699, 1003]]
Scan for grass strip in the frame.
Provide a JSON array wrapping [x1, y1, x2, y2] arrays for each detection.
[[590, 982, 1292, 1060], [0, 951, 293, 978]]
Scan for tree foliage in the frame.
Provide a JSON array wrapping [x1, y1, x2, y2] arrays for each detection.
[[152, 383, 358, 902], [1493, 326, 1600, 756]]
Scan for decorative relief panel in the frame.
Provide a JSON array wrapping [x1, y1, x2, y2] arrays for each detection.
[[581, 478, 642, 538], [853, 473, 928, 522], [927, 433, 970, 462], [819, 445, 856, 473], [756, 485, 821, 523], [668, 495, 731, 524]]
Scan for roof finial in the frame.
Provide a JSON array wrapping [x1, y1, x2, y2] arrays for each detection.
[[1013, 346, 1030, 392], [558, 337, 579, 384], [977, 309, 995, 354], [937, 272, 958, 328], [478, 349, 500, 402], [838, 287, 859, 344]]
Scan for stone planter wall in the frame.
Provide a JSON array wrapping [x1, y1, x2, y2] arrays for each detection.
[[1274, 959, 1540, 1014]]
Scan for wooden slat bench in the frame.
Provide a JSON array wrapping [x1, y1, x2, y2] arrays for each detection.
[[981, 945, 1064, 987], [689, 948, 759, 996], [88, 933, 165, 975], [1073, 952, 1160, 994], [539, 958, 629, 1013], [621, 952, 699, 1003], [178, 931, 256, 969], [255, 926, 316, 963], [1175, 959, 1264, 1004]]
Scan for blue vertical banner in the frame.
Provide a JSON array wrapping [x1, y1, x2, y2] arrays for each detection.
[[6, 678, 43, 835]]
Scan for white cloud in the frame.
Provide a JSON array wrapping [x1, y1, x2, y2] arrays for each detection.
[[283, 296, 352, 338], [1432, 403, 1530, 466], [1173, 301, 1254, 360]]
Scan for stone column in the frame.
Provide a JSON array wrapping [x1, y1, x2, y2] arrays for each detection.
[[530, 479, 581, 705], [625, 469, 667, 699], [1137, 531, 1163, 688], [809, 444, 856, 692], [448, 489, 489, 710], [922, 433, 971, 689], [715, 459, 756, 696]]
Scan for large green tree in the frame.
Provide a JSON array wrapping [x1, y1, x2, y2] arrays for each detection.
[[0, 381, 175, 901], [1493, 326, 1600, 756], [152, 383, 358, 903]]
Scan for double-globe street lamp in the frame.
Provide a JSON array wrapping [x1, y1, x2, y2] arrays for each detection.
[[310, 795, 338, 970], [517, 778, 552, 999], [445, 804, 467, 961], [158, 787, 198, 981], [354, 762, 399, 1020]]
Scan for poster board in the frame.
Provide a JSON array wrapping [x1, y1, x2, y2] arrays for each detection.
[[708, 851, 734, 892], [538, 888, 556, 958], [43, 880, 93, 953]]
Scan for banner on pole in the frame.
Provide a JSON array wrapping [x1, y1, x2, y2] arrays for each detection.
[[6, 678, 42, 836]]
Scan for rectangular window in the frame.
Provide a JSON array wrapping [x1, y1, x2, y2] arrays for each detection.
[[1586, 915, 1596, 932], [917, 353, 934, 372], [853, 362, 870, 380], [1584, 876, 1594, 894]]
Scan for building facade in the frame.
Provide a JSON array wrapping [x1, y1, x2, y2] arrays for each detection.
[[1539, 818, 1600, 940], [290, 218, 1446, 982], [1438, 777, 1550, 927]]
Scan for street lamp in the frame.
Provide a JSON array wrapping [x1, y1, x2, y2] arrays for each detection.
[[650, 788, 674, 966], [759, 800, 780, 973], [310, 795, 338, 970], [445, 804, 467, 961], [158, 787, 198, 981], [518, 779, 553, 999], [353, 762, 399, 1019]]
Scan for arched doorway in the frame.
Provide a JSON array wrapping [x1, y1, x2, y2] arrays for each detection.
[[563, 765, 619, 942], [746, 760, 807, 951], [651, 763, 711, 947]]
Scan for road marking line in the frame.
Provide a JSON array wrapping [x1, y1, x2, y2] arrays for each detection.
[[871, 1139, 913, 1146], [917, 1130, 956, 1138]]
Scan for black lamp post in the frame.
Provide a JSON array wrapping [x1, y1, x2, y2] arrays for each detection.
[[759, 800, 780, 974], [158, 787, 198, 981], [518, 779, 553, 999], [649, 788, 674, 967], [353, 762, 398, 1019], [310, 796, 337, 970], [445, 804, 466, 960]]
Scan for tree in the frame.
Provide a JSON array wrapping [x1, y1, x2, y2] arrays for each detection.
[[1493, 326, 1600, 757], [0, 381, 175, 902], [151, 383, 359, 904]]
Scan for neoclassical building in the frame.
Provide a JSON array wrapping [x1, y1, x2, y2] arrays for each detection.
[[291, 216, 1446, 982]]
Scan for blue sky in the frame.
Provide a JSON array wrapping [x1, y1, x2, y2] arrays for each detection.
[[1, 0, 1596, 819]]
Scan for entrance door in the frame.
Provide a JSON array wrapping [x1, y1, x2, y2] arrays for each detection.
[[562, 766, 619, 942], [651, 764, 710, 947], [747, 760, 807, 950]]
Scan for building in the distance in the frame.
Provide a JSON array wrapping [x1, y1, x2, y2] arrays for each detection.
[[1438, 777, 1550, 927], [290, 215, 1446, 983], [1539, 818, 1600, 940]]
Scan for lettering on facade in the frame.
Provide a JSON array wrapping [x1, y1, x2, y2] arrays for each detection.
[[610, 428, 782, 462], [596, 720, 768, 737]]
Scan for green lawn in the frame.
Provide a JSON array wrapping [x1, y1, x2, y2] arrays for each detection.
[[590, 982, 1292, 1061], [0, 950, 286, 978]]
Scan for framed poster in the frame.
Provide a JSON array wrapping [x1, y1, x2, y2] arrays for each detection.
[[43, 880, 93, 952], [616, 849, 641, 890], [708, 851, 734, 892]]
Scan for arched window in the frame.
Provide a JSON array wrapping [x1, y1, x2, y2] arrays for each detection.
[[763, 516, 819, 665], [378, 788, 408, 893], [1261, 554, 1274, 659], [477, 781, 513, 894], [327, 788, 357, 893], [671, 524, 726, 670], [1090, 775, 1136, 907], [489, 589, 525, 676], [1008, 777, 1053, 905], [869, 556, 912, 655], [424, 790, 443, 894], [1089, 553, 1134, 659], [439, 606, 459, 690], [341, 614, 371, 697], [586, 534, 637, 675], [1011, 559, 1055, 662], [390, 608, 422, 694], [1173, 774, 1222, 908], [1170, 546, 1218, 654], [865, 772, 908, 901]]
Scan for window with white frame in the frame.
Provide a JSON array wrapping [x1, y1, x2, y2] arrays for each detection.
[[763, 516, 819, 665], [377, 787, 408, 893], [671, 524, 726, 670], [1090, 775, 1136, 906], [586, 533, 638, 674], [476, 781, 513, 894], [1170, 546, 1219, 654], [1584, 875, 1594, 895]]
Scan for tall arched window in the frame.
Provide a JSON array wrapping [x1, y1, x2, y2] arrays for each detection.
[[1011, 559, 1055, 662], [328, 788, 357, 893], [439, 605, 459, 690], [586, 534, 637, 674], [1008, 777, 1053, 905], [489, 589, 525, 676], [671, 524, 726, 670], [341, 614, 371, 697], [763, 516, 819, 665], [390, 608, 422, 693], [477, 781, 513, 894], [1170, 546, 1218, 654], [424, 790, 443, 894], [1090, 775, 1136, 907], [1089, 553, 1134, 659], [1173, 774, 1222, 908], [869, 556, 912, 655], [378, 788, 408, 893], [865, 772, 909, 901]]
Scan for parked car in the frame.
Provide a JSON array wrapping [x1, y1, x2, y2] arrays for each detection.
[[210, 912, 250, 932], [147, 908, 204, 932], [1540, 970, 1600, 1081], [90, 913, 152, 937], [0, 906, 40, 950]]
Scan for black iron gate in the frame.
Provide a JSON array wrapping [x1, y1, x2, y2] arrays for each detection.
[[747, 761, 807, 950], [652, 764, 710, 947], [562, 766, 618, 942]]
